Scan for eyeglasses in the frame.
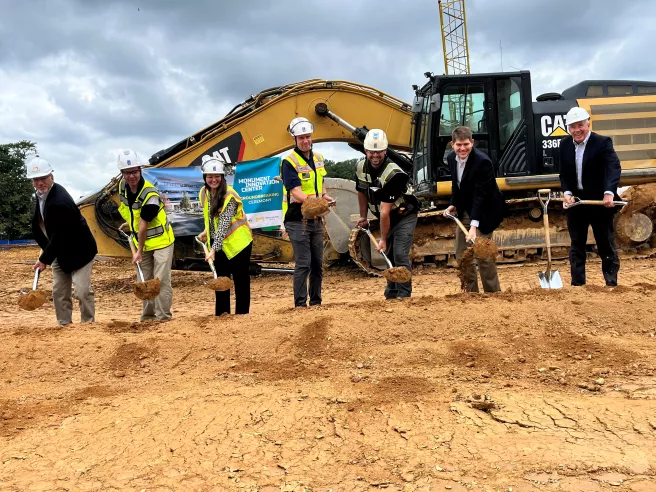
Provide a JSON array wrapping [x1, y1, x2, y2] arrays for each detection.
[[367, 150, 385, 155], [121, 169, 140, 177]]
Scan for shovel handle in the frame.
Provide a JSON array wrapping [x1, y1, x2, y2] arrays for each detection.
[[361, 228, 393, 269], [119, 229, 146, 282], [444, 211, 474, 244], [571, 198, 627, 207], [195, 235, 218, 279], [537, 189, 551, 212], [32, 268, 40, 291], [543, 210, 553, 276]]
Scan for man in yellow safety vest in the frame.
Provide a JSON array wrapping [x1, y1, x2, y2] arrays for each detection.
[[117, 150, 175, 320], [281, 117, 334, 307]]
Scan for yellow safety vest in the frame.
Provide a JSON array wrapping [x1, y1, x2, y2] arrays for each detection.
[[281, 150, 327, 218], [355, 158, 412, 216], [118, 179, 175, 252], [199, 185, 253, 260]]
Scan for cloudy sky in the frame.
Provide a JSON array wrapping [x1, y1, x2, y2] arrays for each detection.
[[2, 0, 655, 199]]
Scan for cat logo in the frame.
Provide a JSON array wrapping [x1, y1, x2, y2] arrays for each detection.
[[540, 115, 569, 137]]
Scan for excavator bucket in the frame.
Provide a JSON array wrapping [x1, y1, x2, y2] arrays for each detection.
[[323, 178, 366, 254]]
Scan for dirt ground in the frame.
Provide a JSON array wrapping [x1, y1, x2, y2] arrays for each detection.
[[1, 246, 655, 491]]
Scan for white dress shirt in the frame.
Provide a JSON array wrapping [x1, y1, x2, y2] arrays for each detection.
[[455, 154, 479, 228], [36, 185, 53, 218]]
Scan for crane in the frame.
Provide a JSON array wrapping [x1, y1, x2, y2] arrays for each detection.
[[438, 0, 471, 75]]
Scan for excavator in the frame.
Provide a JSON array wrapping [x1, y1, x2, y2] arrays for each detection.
[[78, 71, 656, 275]]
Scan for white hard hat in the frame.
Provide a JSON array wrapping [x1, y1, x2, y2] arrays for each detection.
[[25, 157, 54, 179], [288, 117, 314, 137], [117, 149, 143, 171], [200, 154, 225, 175], [565, 107, 590, 126], [364, 129, 388, 151]]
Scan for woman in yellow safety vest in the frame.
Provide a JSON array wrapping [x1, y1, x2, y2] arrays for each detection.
[[198, 155, 253, 315]]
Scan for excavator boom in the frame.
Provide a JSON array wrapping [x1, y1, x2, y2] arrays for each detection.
[[78, 79, 414, 264]]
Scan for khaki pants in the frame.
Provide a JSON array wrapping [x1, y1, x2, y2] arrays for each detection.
[[52, 259, 95, 326], [454, 213, 501, 293], [139, 243, 174, 321]]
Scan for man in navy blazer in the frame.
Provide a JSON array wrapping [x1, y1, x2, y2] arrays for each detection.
[[445, 126, 504, 292], [559, 106, 621, 286]]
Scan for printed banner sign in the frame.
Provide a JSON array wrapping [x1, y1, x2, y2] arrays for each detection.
[[142, 156, 283, 237]]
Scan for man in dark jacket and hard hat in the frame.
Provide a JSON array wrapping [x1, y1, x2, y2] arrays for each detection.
[[28, 156, 97, 325]]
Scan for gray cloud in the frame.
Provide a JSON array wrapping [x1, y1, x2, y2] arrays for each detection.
[[1, 0, 655, 200]]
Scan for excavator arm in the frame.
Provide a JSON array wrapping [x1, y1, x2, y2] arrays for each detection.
[[78, 79, 415, 262]]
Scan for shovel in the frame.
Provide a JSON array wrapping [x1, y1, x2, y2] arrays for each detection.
[[565, 197, 627, 209], [119, 229, 161, 300], [194, 235, 233, 291], [18, 268, 47, 311], [360, 227, 412, 283], [537, 189, 563, 289], [444, 210, 474, 244]]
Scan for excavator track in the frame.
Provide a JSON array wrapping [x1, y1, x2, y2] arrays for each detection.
[[346, 192, 656, 276]]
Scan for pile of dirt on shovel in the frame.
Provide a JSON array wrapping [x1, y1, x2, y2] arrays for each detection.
[[133, 278, 161, 300], [383, 266, 412, 283], [206, 277, 234, 291], [301, 197, 329, 219], [473, 238, 498, 260], [18, 290, 48, 311]]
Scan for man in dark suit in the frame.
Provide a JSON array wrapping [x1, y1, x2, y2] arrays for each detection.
[[445, 126, 504, 293], [28, 157, 97, 325], [559, 106, 621, 286]]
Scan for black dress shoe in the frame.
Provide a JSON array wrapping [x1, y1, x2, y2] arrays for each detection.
[[606, 281, 618, 287]]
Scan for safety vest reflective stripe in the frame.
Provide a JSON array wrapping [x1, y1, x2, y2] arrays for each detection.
[[137, 186, 158, 201], [222, 189, 253, 260], [283, 151, 325, 204], [117, 179, 175, 252], [356, 158, 410, 215], [146, 224, 165, 238], [224, 215, 249, 238], [380, 163, 403, 182], [355, 159, 371, 183], [200, 185, 252, 260]]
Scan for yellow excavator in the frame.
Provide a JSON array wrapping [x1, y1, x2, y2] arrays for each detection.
[[78, 72, 656, 274]]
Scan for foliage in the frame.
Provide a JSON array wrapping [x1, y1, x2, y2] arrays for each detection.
[[0, 141, 38, 240], [179, 191, 192, 211], [324, 158, 359, 180]]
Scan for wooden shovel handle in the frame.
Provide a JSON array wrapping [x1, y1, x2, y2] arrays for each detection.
[[361, 228, 393, 269], [543, 211, 553, 275], [195, 235, 218, 278]]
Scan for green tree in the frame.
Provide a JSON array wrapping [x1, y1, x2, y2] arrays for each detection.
[[179, 191, 192, 211], [0, 141, 37, 241], [324, 158, 359, 180]]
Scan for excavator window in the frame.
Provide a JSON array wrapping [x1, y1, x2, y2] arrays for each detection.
[[414, 94, 433, 185], [432, 84, 488, 177], [496, 77, 522, 151], [439, 85, 486, 136]]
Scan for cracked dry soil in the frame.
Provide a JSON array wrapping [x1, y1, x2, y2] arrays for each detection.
[[1, 246, 656, 491]]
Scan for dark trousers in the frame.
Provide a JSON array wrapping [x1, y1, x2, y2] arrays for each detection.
[[566, 206, 619, 286], [214, 242, 252, 315], [384, 213, 418, 299], [286, 219, 323, 307]]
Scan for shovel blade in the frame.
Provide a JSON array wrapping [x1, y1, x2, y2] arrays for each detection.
[[538, 270, 563, 289]]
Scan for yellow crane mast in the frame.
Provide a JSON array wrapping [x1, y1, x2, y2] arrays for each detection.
[[438, 0, 471, 75]]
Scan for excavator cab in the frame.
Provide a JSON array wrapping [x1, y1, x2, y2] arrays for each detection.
[[411, 70, 537, 199]]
